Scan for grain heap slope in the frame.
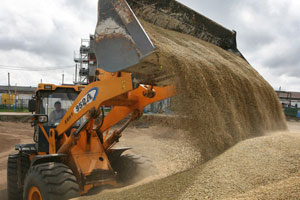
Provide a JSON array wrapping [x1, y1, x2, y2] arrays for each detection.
[[141, 20, 287, 160]]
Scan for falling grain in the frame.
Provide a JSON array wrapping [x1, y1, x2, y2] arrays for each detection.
[[140, 20, 287, 160]]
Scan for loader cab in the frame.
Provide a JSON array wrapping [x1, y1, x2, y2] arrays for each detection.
[[33, 84, 85, 152]]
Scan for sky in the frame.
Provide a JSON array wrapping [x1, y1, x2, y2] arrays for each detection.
[[0, 0, 299, 91]]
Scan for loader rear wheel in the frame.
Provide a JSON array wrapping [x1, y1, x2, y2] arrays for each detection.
[[7, 153, 30, 200], [23, 162, 80, 200], [111, 154, 157, 184]]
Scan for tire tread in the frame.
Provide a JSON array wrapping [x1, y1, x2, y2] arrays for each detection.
[[23, 162, 80, 200], [7, 153, 30, 200]]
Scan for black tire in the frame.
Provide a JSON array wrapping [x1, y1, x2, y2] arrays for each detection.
[[23, 162, 80, 200], [111, 154, 156, 184], [7, 153, 30, 200]]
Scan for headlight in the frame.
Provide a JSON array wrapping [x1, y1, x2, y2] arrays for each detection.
[[44, 85, 52, 90], [37, 115, 48, 123]]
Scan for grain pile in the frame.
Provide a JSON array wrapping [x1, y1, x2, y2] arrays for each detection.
[[84, 131, 300, 200], [81, 17, 293, 200], [140, 20, 287, 160], [179, 132, 300, 199]]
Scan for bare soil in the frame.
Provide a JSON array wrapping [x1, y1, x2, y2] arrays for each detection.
[[0, 122, 33, 200], [0, 122, 201, 200]]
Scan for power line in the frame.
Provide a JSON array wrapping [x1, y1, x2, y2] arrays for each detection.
[[0, 64, 74, 71]]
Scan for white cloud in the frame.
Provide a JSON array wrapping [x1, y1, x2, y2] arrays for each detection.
[[177, 0, 300, 91], [0, 0, 299, 92], [0, 0, 97, 86]]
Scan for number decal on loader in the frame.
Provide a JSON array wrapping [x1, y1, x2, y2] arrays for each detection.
[[74, 88, 98, 113]]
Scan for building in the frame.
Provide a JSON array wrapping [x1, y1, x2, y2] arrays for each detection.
[[0, 85, 37, 108], [276, 90, 300, 107], [0, 85, 36, 94]]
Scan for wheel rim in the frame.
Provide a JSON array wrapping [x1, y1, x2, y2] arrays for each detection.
[[28, 186, 42, 200]]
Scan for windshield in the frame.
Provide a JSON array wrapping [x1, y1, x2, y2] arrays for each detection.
[[38, 88, 79, 126]]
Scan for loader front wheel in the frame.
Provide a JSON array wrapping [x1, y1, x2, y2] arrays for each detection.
[[23, 162, 80, 200], [27, 186, 42, 200]]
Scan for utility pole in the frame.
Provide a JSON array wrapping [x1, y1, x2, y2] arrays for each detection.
[[14, 84, 17, 112], [62, 72, 65, 85], [8, 73, 10, 111], [75, 64, 78, 83]]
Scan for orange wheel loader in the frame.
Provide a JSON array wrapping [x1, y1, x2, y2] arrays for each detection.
[[6, 0, 242, 199]]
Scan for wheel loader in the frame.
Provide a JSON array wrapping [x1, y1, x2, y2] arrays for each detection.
[[7, 0, 244, 199]]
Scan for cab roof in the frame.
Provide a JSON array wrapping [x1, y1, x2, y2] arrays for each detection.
[[36, 84, 86, 93]]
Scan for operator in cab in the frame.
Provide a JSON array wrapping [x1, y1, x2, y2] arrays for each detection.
[[49, 101, 66, 125]]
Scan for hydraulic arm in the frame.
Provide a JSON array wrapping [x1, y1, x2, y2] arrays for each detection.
[[39, 70, 175, 193]]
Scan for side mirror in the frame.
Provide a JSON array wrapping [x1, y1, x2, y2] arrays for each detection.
[[28, 99, 36, 113]]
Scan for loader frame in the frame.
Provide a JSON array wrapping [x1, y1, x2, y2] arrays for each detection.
[[19, 69, 175, 196]]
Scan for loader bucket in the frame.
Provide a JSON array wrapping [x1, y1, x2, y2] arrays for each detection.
[[94, 0, 155, 72], [94, 0, 246, 85], [125, 0, 244, 57]]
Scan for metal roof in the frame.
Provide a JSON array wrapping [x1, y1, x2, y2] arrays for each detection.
[[0, 85, 37, 94], [276, 90, 300, 100]]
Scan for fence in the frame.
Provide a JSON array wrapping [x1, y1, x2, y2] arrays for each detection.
[[0, 98, 30, 112]]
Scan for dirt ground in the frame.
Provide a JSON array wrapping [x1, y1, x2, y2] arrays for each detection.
[[0, 121, 201, 200], [0, 121, 300, 200], [0, 122, 33, 200]]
